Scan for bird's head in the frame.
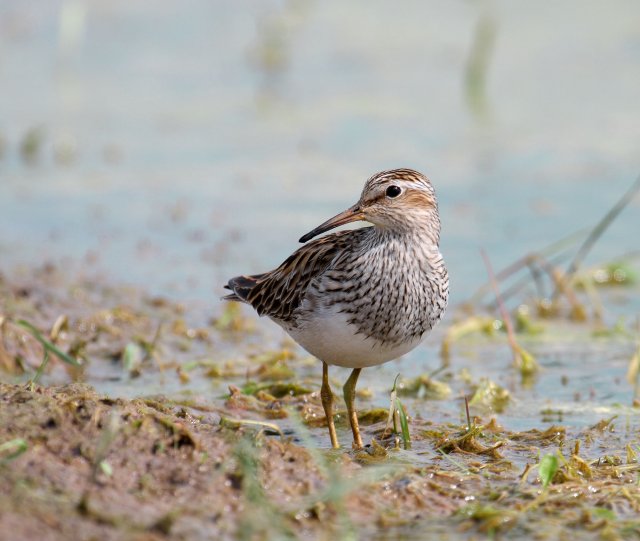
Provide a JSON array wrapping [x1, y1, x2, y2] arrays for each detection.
[[299, 168, 441, 244]]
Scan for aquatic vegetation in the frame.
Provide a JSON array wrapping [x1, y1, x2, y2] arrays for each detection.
[[440, 315, 499, 361], [468, 378, 510, 413], [385, 376, 411, 449], [590, 261, 638, 286], [538, 453, 559, 488], [397, 373, 452, 400]]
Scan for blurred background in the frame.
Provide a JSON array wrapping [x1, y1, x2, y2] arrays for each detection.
[[1, 0, 639, 313]]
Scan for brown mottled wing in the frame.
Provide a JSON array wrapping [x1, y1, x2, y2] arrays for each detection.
[[224, 231, 352, 321]]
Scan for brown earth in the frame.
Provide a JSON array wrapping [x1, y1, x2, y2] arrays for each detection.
[[0, 382, 463, 541]]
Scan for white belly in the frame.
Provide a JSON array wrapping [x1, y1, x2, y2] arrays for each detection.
[[278, 308, 423, 368]]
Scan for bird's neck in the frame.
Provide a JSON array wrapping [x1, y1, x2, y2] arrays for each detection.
[[369, 217, 441, 250]]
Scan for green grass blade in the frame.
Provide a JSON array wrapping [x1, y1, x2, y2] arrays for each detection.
[[30, 350, 50, 387], [0, 438, 28, 463], [17, 319, 82, 367], [395, 397, 411, 450]]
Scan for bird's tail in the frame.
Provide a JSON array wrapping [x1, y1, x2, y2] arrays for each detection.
[[222, 274, 266, 303]]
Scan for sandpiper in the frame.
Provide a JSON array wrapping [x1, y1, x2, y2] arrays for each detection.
[[224, 168, 448, 449]]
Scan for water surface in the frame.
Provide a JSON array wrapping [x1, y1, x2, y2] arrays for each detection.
[[1, 1, 639, 433]]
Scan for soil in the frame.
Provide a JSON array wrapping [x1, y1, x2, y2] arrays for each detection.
[[0, 382, 462, 541]]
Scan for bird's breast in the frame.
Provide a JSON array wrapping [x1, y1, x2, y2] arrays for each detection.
[[316, 240, 448, 344], [282, 306, 424, 368], [279, 238, 448, 365]]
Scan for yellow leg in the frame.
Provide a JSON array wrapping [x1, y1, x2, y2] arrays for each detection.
[[321, 362, 339, 449], [343, 368, 363, 449]]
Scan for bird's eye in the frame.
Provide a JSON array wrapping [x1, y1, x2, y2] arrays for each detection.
[[385, 185, 402, 198]]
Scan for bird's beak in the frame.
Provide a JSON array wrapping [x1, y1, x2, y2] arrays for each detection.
[[299, 204, 365, 243]]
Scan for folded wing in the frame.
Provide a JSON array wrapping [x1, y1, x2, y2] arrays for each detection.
[[224, 231, 353, 322]]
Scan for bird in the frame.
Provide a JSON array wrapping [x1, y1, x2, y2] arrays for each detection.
[[224, 168, 449, 449]]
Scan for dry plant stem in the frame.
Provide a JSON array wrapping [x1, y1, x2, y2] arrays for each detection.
[[321, 362, 339, 449], [0, 316, 13, 372], [145, 322, 164, 364], [49, 315, 67, 342], [382, 375, 400, 440], [480, 249, 522, 366], [554, 172, 640, 300], [471, 253, 543, 306], [578, 277, 604, 323], [485, 252, 570, 309], [486, 253, 581, 313], [527, 259, 546, 299], [484, 251, 585, 317], [343, 368, 363, 449], [464, 396, 472, 431], [532, 255, 585, 314], [470, 229, 583, 306]]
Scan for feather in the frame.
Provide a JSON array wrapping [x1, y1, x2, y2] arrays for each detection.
[[224, 230, 360, 321]]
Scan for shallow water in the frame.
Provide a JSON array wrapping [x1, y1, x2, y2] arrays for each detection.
[[2, 1, 639, 300], [1, 2, 640, 441]]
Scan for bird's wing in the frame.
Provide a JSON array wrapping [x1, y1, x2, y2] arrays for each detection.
[[224, 230, 353, 321]]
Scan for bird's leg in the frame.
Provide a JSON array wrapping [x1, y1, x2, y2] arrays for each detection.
[[343, 368, 363, 449], [321, 362, 339, 449]]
